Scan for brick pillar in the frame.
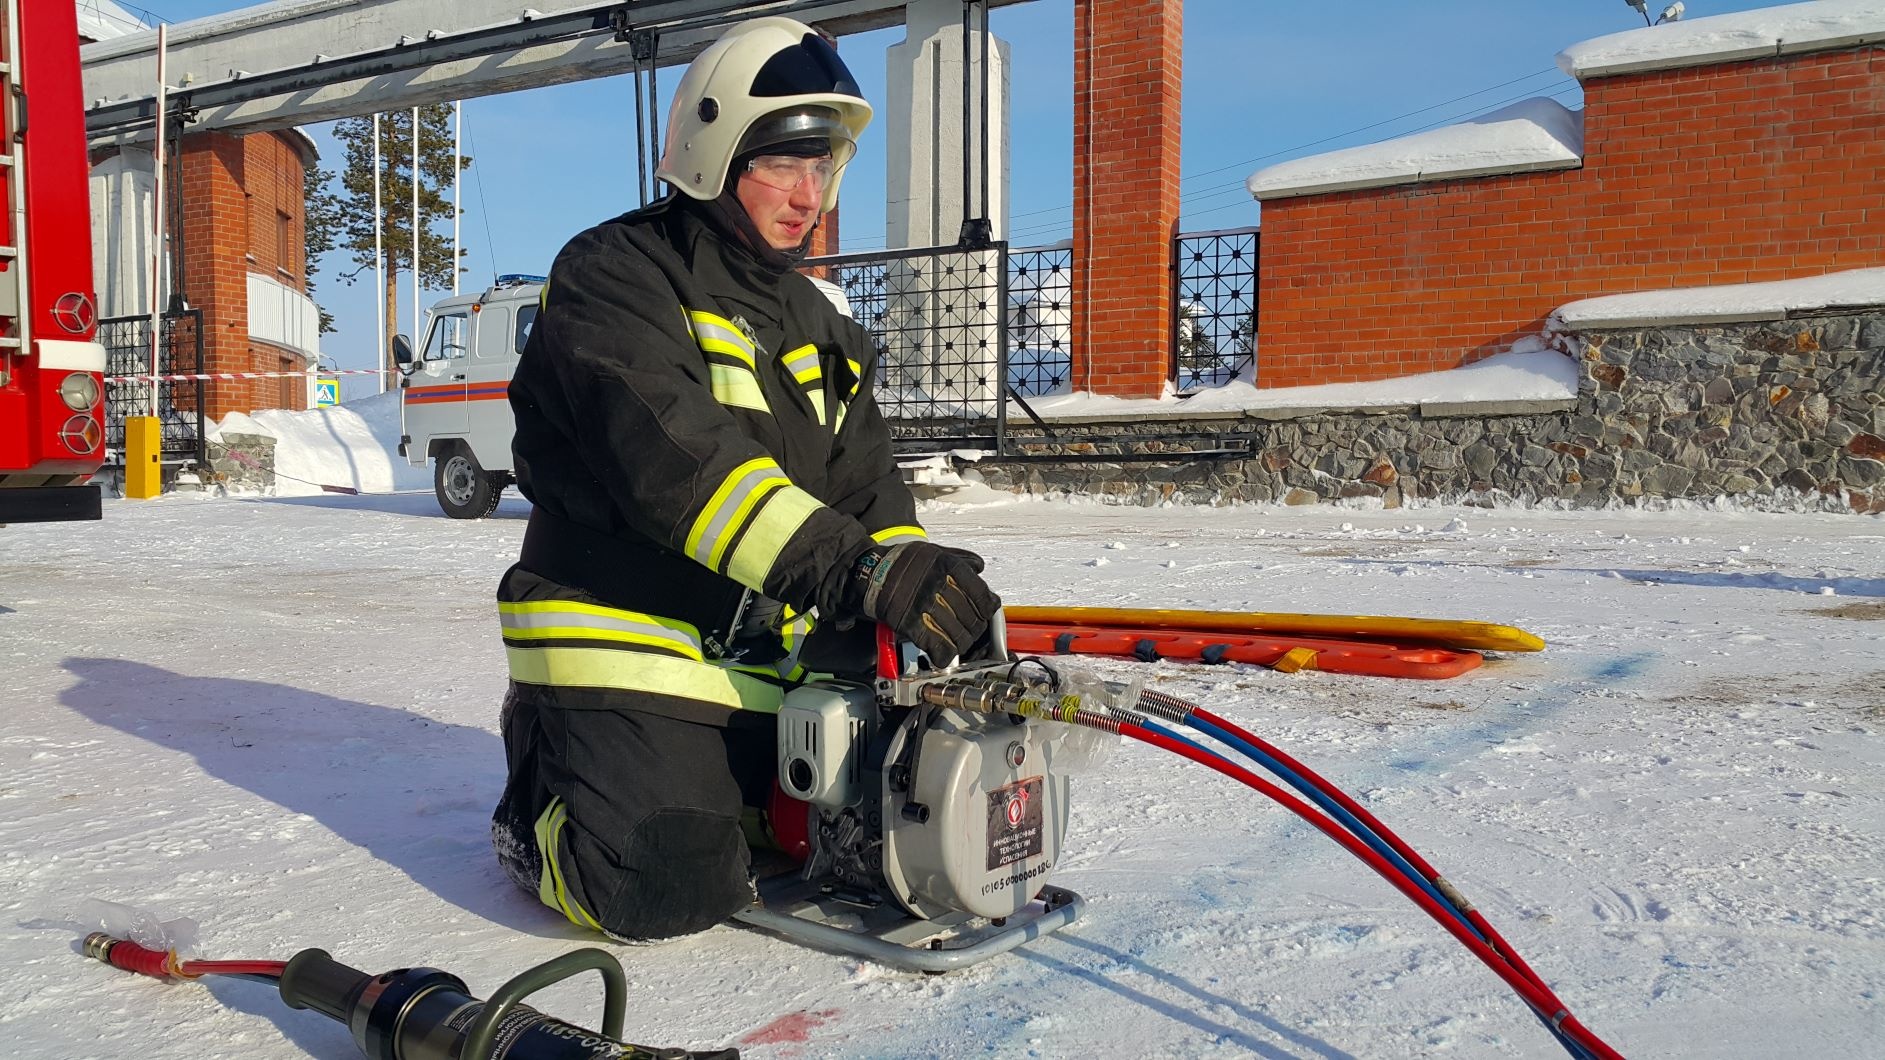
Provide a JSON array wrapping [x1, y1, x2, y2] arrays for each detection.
[[177, 131, 252, 421], [1073, 0, 1182, 398], [808, 205, 840, 260]]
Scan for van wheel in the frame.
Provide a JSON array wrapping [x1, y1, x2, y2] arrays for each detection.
[[435, 445, 504, 519]]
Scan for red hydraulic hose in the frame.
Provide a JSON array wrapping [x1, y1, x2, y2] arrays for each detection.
[[177, 958, 290, 978], [1188, 705, 1557, 1000], [87, 935, 287, 981], [1123, 721, 1626, 1060]]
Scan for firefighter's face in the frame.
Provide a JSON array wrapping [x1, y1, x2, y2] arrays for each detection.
[[735, 157, 827, 250]]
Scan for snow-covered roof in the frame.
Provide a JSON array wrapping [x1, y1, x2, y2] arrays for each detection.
[[1551, 266, 1885, 329], [75, 0, 150, 43], [1246, 98, 1582, 202], [1557, 0, 1885, 80]]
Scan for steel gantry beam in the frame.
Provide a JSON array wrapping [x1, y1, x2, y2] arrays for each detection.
[[82, 0, 1032, 142]]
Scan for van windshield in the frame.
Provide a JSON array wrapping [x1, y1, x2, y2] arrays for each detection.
[[425, 312, 471, 360]]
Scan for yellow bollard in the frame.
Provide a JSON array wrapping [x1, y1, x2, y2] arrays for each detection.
[[124, 416, 162, 499]]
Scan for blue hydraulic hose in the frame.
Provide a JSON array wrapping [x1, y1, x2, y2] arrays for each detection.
[[1135, 717, 1227, 762], [1181, 715, 1484, 943]]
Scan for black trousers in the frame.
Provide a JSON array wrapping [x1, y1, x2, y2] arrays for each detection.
[[493, 680, 776, 941]]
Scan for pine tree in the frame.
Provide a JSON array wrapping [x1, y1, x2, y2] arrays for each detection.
[[306, 105, 470, 372]]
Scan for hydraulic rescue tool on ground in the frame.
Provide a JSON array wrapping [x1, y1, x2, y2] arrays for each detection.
[[84, 934, 735, 1060], [84, 614, 1620, 1059]]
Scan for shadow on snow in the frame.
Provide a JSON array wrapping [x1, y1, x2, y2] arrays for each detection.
[[57, 657, 568, 940]]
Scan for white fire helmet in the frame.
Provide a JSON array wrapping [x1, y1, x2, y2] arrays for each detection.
[[656, 17, 873, 215]]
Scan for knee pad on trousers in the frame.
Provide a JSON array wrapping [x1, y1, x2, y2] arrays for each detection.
[[596, 808, 755, 941]]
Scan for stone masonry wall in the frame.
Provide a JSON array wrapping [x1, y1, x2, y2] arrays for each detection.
[[950, 309, 1885, 513]]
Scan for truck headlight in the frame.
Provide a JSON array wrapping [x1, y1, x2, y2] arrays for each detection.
[[60, 372, 100, 410]]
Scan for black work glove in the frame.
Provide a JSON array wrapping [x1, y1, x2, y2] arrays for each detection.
[[846, 542, 1000, 665]]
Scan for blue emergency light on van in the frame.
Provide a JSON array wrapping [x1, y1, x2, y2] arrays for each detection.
[[494, 274, 547, 287]]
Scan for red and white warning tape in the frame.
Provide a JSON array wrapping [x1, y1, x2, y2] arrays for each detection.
[[103, 367, 393, 383]]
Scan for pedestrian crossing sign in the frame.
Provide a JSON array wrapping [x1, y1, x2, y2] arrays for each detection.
[[315, 377, 340, 407]]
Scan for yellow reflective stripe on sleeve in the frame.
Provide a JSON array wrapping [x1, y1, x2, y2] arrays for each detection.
[[871, 525, 928, 545], [709, 363, 770, 412], [725, 483, 824, 589], [807, 390, 828, 427], [534, 799, 603, 931], [845, 359, 862, 391], [506, 645, 786, 713], [706, 477, 789, 572], [686, 458, 779, 567], [499, 601, 705, 660]]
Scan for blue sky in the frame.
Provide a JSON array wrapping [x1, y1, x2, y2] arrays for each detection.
[[123, 0, 1782, 384]]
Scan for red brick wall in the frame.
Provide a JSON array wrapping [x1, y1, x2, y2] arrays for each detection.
[[242, 133, 307, 288], [808, 205, 839, 262], [1256, 45, 1885, 388], [177, 130, 312, 419], [1073, 0, 1183, 398]]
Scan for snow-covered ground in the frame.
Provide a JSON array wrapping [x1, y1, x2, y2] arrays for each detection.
[[3, 479, 1881, 1057]]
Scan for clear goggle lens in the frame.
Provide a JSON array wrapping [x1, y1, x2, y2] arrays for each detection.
[[744, 155, 841, 193]]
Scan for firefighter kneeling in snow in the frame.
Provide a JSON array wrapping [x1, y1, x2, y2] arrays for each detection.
[[491, 18, 999, 941]]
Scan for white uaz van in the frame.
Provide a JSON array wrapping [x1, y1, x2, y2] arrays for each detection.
[[394, 274, 541, 518]]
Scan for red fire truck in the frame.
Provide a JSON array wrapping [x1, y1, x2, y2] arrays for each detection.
[[0, 0, 106, 522]]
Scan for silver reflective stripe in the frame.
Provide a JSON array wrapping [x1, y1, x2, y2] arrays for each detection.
[[687, 310, 757, 367], [686, 458, 787, 571], [725, 483, 823, 588], [498, 603, 703, 660], [783, 344, 821, 383]]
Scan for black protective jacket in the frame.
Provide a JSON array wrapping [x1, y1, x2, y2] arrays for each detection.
[[502, 196, 921, 718]]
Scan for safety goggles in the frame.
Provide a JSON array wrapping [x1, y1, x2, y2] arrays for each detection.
[[743, 154, 842, 193]]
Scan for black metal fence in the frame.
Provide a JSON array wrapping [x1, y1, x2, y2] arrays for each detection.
[[804, 227, 1259, 447], [1173, 226, 1260, 391], [1007, 241, 1073, 397], [805, 242, 1010, 439], [100, 309, 206, 466]]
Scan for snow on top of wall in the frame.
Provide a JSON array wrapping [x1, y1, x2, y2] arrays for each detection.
[[1023, 346, 1580, 422], [1246, 98, 1583, 202], [1557, 0, 1885, 79], [1551, 266, 1885, 329]]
